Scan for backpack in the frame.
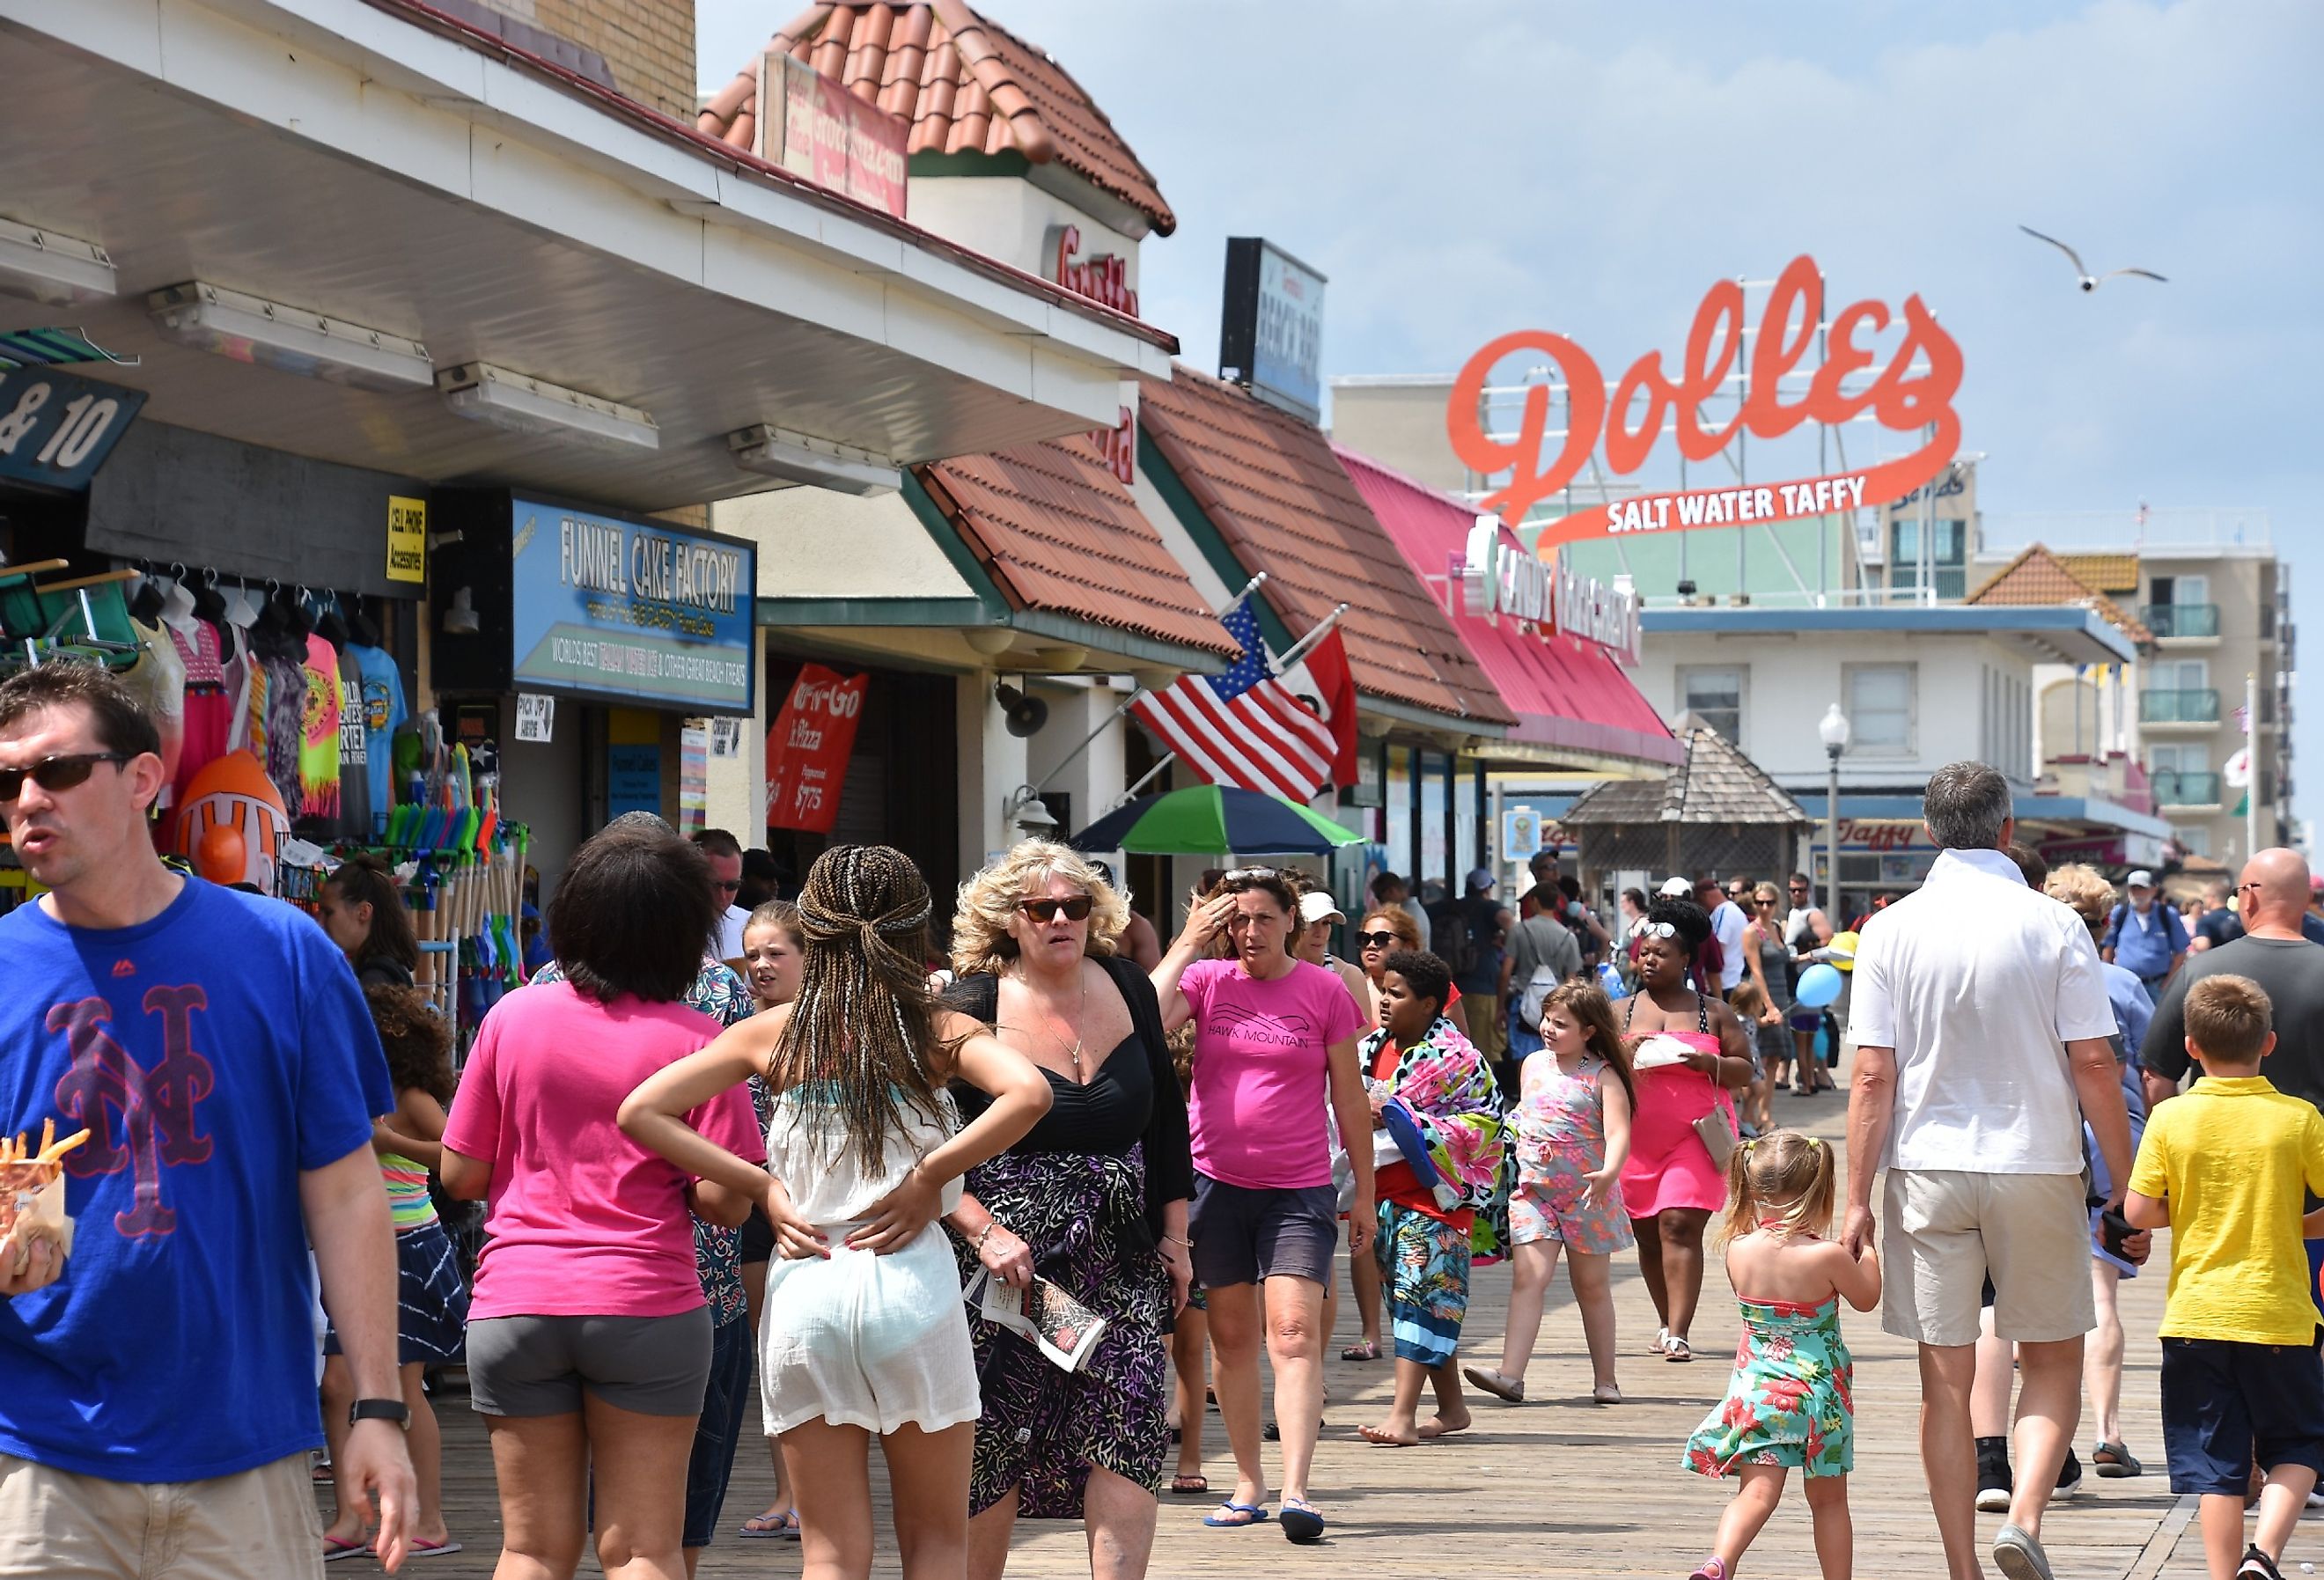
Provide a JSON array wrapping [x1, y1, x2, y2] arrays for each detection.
[[1430, 902, 1478, 977]]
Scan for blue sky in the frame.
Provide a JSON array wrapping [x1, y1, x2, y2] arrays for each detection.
[[697, 0, 2322, 834]]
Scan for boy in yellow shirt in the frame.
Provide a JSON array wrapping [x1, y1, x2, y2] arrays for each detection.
[[2127, 974, 2324, 1580]]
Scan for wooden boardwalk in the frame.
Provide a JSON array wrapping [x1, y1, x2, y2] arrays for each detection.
[[325, 1098, 2324, 1576]]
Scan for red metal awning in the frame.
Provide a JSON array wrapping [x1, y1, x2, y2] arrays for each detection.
[[1336, 446, 1684, 770]]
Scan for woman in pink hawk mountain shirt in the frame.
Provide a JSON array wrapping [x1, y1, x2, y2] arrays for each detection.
[[1151, 867, 1372, 1546]]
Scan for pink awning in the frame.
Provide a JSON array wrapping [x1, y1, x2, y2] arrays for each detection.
[[1335, 446, 1684, 768]]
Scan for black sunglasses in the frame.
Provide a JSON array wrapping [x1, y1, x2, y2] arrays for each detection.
[[0, 752, 136, 805], [1019, 895, 1094, 922], [1355, 930, 1401, 949]]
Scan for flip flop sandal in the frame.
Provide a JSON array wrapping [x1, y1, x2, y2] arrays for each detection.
[[1664, 1335, 1695, 1363], [2092, 1442, 2143, 1478], [1170, 1474, 1210, 1495], [738, 1510, 800, 1540], [408, 1540, 465, 1560], [1460, 1365, 1526, 1403], [1340, 1340, 1380, 1361], [1202, 1501, 1269, 1528], [321, 1537, 369, 1563], [1279, 1498, 1327, 1544]]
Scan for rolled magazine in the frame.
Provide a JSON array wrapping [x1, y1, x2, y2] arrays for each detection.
[[967, 1269, 1110, 1372]]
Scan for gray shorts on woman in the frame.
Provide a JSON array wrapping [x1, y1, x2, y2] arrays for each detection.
[[467, 1308, 714, 1417]]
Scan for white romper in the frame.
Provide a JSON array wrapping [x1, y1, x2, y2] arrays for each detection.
[[758, 1085, 980, 1437]]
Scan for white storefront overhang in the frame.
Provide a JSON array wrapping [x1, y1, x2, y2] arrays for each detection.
[[0, 0, 1176, 512]]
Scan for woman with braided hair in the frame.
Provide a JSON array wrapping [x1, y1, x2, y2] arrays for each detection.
[[622, 844, 1051, 1580]]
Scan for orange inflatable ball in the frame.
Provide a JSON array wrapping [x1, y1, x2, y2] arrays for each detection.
[[195, 825, 247, 886]]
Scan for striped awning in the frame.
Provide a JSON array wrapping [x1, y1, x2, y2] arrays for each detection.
[[0, 327, 137, 371]]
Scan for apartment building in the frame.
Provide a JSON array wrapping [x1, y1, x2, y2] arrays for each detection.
[[1969, 517, 2295, 864]]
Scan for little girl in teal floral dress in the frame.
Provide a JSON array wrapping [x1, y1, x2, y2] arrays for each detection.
[[1681, 1130, 1881, 1580]]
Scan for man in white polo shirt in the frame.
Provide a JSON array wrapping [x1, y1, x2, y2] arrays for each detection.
[[1842, 761, 2138, 1580]]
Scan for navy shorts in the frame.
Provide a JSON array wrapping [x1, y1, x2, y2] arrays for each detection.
[[2160, 1337, 2324, 1495], [1189, 1173, 1337, 1290]]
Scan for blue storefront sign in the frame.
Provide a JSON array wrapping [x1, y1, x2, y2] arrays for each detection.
[[0, 365, 146, 491], [508, 497, 756, 715]]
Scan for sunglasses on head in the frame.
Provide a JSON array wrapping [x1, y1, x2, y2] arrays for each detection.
[[0, 752, 135, 805], [1018, 895, 1093, 923], [1355, 930, 1401, 949], [1222, 866, 1280, 882], [1637, 920, 1681, 939]]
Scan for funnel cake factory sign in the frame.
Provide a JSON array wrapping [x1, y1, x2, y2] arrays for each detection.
[[1448, 256, 1962, 548]]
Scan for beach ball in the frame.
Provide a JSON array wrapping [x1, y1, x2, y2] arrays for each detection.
[[1796, 963, 1844, 1008], [1828, 930, 1861, 972]]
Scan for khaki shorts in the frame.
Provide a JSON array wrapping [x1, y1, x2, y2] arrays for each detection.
[[0, 1450, 321, 1579], [1882, 1168, 2096, 1348]]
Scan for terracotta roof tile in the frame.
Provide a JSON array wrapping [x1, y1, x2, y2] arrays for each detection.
[[699, 3, 1175, 235], [916, 435, 1236, 659], [1967, 543, 2154, 646], [1136, 366, 1516, 728], [1558, 727, 1808, 827], [2056, 552, 2141, 594]]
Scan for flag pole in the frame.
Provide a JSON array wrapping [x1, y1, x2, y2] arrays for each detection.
[[1105, 601, 1353, 812], [1031, 574, 1269, 796]]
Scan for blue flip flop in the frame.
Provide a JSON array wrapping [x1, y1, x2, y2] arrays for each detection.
[[1202, 1501, 1269, 1528], [1280, 1497, 1327, 1544]]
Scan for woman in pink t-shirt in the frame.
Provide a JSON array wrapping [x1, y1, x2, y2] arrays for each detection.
[[1151, 867, 1374, 1546], [440, 819, 765, 1580]]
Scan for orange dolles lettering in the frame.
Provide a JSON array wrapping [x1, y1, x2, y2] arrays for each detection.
[[1447, 255, 1962, 547]]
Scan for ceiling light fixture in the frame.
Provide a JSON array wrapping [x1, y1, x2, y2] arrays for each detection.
[[0, 218, 116, 305], [146, 281, 432, 390], [727, 423, 900, 496], [437, 361, 659, 451]]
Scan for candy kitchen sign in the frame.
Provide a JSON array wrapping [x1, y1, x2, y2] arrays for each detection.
[[1462, 515, 1643, 664], [1048, 225, 1137, 483], [1448, 255, 1962, 548]]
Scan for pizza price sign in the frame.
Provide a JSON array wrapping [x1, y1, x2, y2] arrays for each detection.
[[764, 664, 867, 834]]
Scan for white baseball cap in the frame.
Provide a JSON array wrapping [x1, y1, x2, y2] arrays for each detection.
[[2126, 870, 2156, 889], [1298, 891, 1346, 927], [1658, 876, 1695, 899]]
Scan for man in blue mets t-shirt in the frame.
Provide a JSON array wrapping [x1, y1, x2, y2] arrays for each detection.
[[0, 664, 411, 1576]]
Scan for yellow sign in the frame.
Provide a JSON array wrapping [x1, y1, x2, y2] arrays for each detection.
[[386, 496, 426, 584]]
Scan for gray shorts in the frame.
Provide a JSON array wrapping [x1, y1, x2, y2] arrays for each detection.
[[467, 1308, 714, 1418], [1189, 1173, 1337, 1290]]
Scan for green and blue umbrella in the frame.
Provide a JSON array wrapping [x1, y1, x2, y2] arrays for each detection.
[[1069, 784, 1364, 857]]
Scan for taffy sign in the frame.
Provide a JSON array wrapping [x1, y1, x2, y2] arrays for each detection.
[[1447, 255, 1961, 548]]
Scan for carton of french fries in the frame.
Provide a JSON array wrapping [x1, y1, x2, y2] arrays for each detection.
[[0, 1120, 90, 1264]]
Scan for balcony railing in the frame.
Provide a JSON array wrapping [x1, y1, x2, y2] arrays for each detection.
[[2140, 687, 2221, 724], [2152, 770, 2223, 805], [2140, 602, 2221, 638]]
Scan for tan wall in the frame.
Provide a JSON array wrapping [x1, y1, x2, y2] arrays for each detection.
[[472, 0, 696, 123], [1328, 382, 1467, 494]]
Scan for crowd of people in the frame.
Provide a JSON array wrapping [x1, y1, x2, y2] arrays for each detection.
[[5, 663, 2324, 1580]]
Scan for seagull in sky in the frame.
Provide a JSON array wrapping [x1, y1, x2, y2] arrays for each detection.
[[2019, 225, 2167, 291]]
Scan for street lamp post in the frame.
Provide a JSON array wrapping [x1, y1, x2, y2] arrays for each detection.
[[1819, 704, 1851, 925]]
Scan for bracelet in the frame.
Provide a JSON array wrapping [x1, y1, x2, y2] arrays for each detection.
[[973, 1221, 998, 1252], [1163, 1234, 1191, 1248]]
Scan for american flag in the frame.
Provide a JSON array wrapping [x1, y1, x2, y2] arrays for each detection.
[[1129, 601, 1338, 801]]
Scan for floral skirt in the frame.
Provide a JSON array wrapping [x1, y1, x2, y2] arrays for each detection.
[[1374, 1199, 1473, 1368], [1683, 1296, 1855, 1478], [952, 1144, 1170, 1518]]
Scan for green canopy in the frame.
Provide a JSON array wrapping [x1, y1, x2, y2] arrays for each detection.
[[1070, 784, 1364, 856]]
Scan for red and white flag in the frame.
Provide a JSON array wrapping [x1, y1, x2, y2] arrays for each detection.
[[1280, 628, 1359, 785], [1129, 601, 1339, 802]]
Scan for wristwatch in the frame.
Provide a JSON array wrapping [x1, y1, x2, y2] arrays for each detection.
[[349, 1398, 411, 1432]]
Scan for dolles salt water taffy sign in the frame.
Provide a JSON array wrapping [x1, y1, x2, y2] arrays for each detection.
[[1447, 255, 1962, 548]]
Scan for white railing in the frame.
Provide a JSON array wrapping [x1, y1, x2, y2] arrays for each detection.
[[1979, 508, 2272, 555]]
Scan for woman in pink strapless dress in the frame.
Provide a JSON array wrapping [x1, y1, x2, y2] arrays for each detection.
[[1618, 900, 1756, 1363]]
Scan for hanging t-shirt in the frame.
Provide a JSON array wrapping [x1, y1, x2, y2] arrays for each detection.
[[349, 644, 408, 819], [298, 634, 342, 821], [336, 648, 372, 841], [0, 879, 392, 1481], [167, 620, 233, 820]]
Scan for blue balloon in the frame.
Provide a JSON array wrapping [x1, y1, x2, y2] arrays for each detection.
[[1796, 962, 1844, 1008], [1595, 960, 1629, 1000]]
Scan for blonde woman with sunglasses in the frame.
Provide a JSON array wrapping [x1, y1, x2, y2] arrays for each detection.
[[939, 842, 1193, 1580]]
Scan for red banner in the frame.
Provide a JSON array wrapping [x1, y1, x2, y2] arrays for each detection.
[[770, 55, 908, 218], [764, 664, 867, 834]]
